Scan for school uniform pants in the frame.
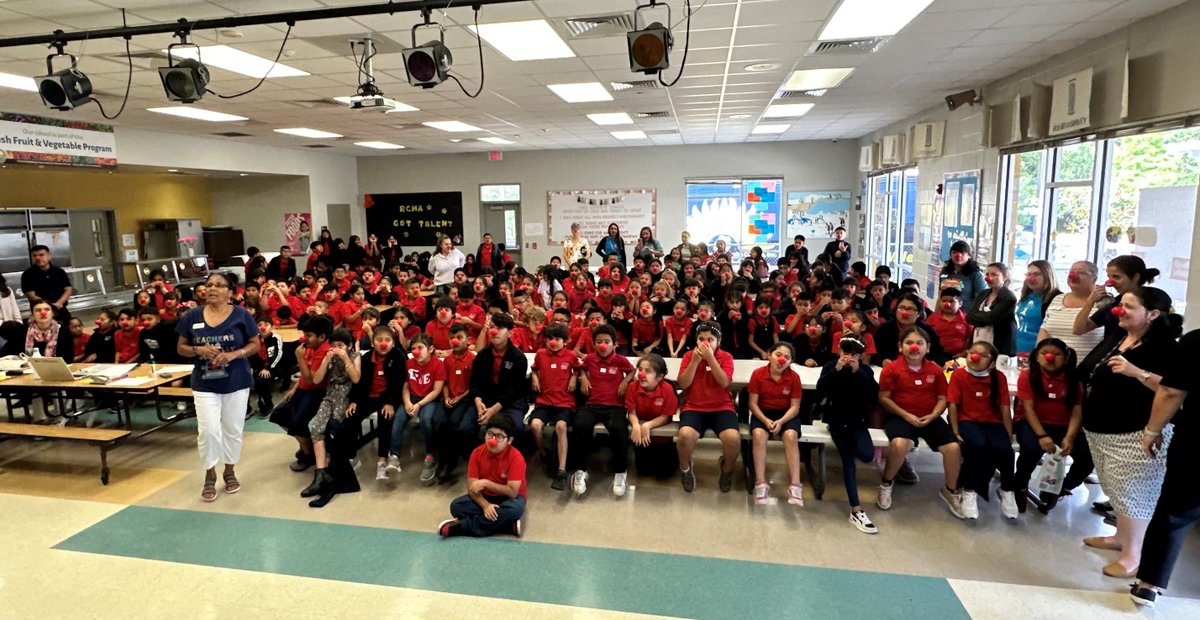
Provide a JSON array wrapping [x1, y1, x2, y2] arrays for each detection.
[[439, 400, 475, 469], [351, 396, 392, 458], [449, 494, 525, 537], [1013, 420, 1093, 494], [1138, 425, 1199, 588], [194, 388, 250, 470], [829, 425, 874, 508], [456, 399, 528, 450], [391, 401, 445, 458], [958, 421, 1016, 497], [568, 404, 630, 473]]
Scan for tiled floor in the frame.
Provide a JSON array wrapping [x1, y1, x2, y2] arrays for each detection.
[[2, 414, 1198, 619]]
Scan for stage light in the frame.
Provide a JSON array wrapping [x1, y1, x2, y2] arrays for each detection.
[[35, 52, 92, 110], [403, 16, 453, 88], [159, 43, 210, 103], [628, 1, 674, 74]]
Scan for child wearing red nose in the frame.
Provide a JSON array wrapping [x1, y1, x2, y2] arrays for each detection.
[[680, 279, 705, 314], [82, 310, 119, 363], [1013, 338, 1090, 514], [928, 288, 973, 358], [425, 299, 457, 357], [821, 289, 853, 336], [793, 316, 834, 368], [571, 308, 607, 358], [339, 285, 372, 340], [113, 308, 143, 364], [438, 323, 476, 479], [875, 293, 948, 364], [250, 317, 285, 415], [438, 413, 526, 539], [676, 322, 739, 493], [877, 326, 965, 519], [592, 279, 616, 315], [355, 308, 381, 352], [631, 300, 663, 356], [159, 292, 181, 322], [387, 307, 420, 351], [783, 292, 815, 343], [455, 284, 486, 341], [650, 280, 675, 319], [511, 306, 546, 354], [402, 280, 427, 324], [626, 354, 679, 480], [399, 333, 448, 486], [685, 301, 718, 352], [607, 294, 634, 355], [748, 342, 805, 505], [663, 299, 694, 359], [948, 340, 1017, 520], [469, 312, 530, 438], [69, 317, 89, 363], [136, 306, 174, 364], [747, 298, 781, 361], [831, 309, 876, 366], [529, 323, 581, 490], [570, 324, 636, 497], [346, 326, 406, 481]]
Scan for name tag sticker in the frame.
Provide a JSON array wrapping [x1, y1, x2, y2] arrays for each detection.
[[1048, 392, 1057, 399], [654, 398, 664, 406], [192, 322, 205, 330], [975, 392, 983, 398], [550, 363, 558, 369], [782, 388, 791, 395], [915, 380, 923, 386]]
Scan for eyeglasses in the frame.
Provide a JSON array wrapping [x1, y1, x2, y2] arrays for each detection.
[[484, 432, 509, 441]]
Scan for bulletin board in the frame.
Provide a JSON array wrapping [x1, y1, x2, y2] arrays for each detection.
[[929, 169, 981, 297], [364, 192, 464, 246], [547, 188, 657, 244]]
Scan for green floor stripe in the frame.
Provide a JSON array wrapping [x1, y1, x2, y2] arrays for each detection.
[[55, 506, 968, 619]]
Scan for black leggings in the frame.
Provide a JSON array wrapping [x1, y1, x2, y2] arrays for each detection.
[[1139, 426, 1200, 588], [568, 404, 630, 473], [829, 425, 873, 508], [348, 396, 391, 458], [959, 421, 1015, 497], [1014, 420, 1093, 494]]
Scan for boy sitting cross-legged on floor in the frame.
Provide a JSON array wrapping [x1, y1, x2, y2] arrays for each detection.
[[438, 413, 526, 538]]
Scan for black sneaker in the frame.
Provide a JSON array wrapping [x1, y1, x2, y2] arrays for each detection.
[[437, 518, 462, 538], [681, 464, 696, 493], [511, 519, 523, 538], [1129, 585, 1157, 608], [717, 456, 733, 493], [1093, 500, 1113, 514], [895, 458, 919, 484], [551, 469, 568, 491]]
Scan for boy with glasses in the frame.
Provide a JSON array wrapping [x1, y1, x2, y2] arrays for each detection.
[[438, 414, 526, 538]]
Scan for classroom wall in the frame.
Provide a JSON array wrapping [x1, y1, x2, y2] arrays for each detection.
[[209, 175, 312, 251], [858, 0, 1200, 326], [356, 141, 861, 267]]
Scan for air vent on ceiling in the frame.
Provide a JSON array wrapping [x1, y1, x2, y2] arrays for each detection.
[[562, 13, 637, 38], [777, 89, 827, 99], [289, 99, 344, 109], [212, 131, 253, 137], [636, 111, 671, 118], [808, 37, 890, 56], [611, 79, 660, 92], [303, 144, 333, 149], [644, 130, 679, 136], [387, 124, 421, 131]]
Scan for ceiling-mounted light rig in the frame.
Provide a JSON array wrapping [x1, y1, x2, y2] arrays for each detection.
[[35, 39, 93, 110], [628, 0, 673, 75], [402, 8, 453, 89], [159, 25, 211, 103]]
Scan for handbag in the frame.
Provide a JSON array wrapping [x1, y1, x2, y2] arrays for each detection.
[[1034, 447, 1067, 495]]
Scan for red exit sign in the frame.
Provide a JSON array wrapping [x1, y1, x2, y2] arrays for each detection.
[[488, 150, 503, 161]]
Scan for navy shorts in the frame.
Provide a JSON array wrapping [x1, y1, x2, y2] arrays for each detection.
[[530, 405, 574, 426], [750, 408, 803, 435], [679, 410, 739, 437], [884, 414, 957, 449]]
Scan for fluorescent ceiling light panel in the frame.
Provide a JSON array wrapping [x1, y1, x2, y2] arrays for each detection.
[[763, 103, 815, 118], [611, 130, 647, 140], [332, 96, 420, 112], [478, 137, 514, 145], [355, 141, 405, 150], [781, 68, 854, 91], [468, 19, 575, 61], [819, 0, 935, 40], [587, 112, 634, 126], [147, 106, 248, 122], [423, 121, 483, 132], [547, 82, 612, 103], [274, 127, 342, 139], [0, 71, 36, 92], [166, 45, 308, 78], [751, 124, 790, 134]]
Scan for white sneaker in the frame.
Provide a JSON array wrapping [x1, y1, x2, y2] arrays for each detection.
[[375, 461, 388, 481], [940, 487, 966, 519], [850, 510, 879, 534], [754, 482, 770, 505], [999, 490, 1019, 519], [571, 470, 588, 496], [787, 484, 804, 506], [386, 455, 401, 473], [176, 401, 187, 411], [877, 483, 894, 510], [612, 473, 628, 497], [960, 490, 980, 519]]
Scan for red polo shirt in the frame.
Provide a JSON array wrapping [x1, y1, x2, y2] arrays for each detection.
[[368, 352, 388, 398], [533, 347, 581, 408], [581, 351, 634, 407], [114, 326, 142, 363], [443, 350, 475, 399], [947, 367, 1009, 423], [455, 302, 486, 340], [424, 319, 453, 351], [928, 311, 973, 355], [479, 243, 494, 269], [680, 348, 735, 412], [747, 365, 803, 411], [879, 357, 947, 417], [468, 443, 527, 499], [632, 317, 661, 345], [626, 379, 678, 445], [664, 316, 693, 344], [406, 356, 446, 400], [1016, 369, 1079, 427], [298, 341, 331, 390]]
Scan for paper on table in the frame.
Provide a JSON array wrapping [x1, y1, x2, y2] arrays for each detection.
[[156, 365, 194, 374], [107, 377, 155, 387], [82, 364, 137, 380]]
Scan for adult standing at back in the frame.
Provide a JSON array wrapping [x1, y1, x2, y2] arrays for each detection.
[[265, 245, 297, 281], [673, 231, 696, 264], [633, 226, 663, 263], [475, 233, 504, 273], [823, 227, 852, 277], [595, 223, 627, 267], [176, 271, 261, 503], [1074, 255, 1159, 340], [1014, 260, 1060, 354], [562, 223, 590, 265], [939, 241, 987, 306], [1038, 260, 1106, 359], [428, 236, 466, 294], [966, 262, 1017, 355], [21, 245, 73, 321]]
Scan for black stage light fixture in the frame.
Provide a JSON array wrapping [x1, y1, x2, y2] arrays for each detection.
[[36, 50, 92, 110], [159, 42, 210, 103], [628, 1, 674, 74], [403, 14, 452, 89]]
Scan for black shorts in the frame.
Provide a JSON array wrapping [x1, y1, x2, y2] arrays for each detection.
[[750, 408, 803, 435], [679, 410, 739, 437], [530, 405, 574, 426], [884, 414, 957, 450]]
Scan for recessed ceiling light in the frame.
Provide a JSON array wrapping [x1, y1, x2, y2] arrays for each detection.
[[819, 0, 935, 40], [167, 169, 179, 172], [743, 63, 782, 73], [332, 96, 419, 113], [239, 173, 249, 177], [781, 68, 854, 91], [587, 112, 634, 126], [478, 137, 514, 145], [547, 82, 612, 103], [763, 103, 815, 118], [355, 141, 406, 150], [727, 114, 752, 120], [147, 106, 248, 122], [0, 71, 36, 92], [164, 45, 309, 79], [423, 121, 483, 132], [611, 130, 647, 140], [751, 124, 790, 134], [468, 19, 575, 61], [274, 127, 342, 139], [448, 139, 463, 143]]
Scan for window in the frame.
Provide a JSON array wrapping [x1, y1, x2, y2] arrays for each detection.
[[685, 177, 784, 265], [480, 184, 520, 202], [480, 184, 521, 252], [866, 167, 918, 281]]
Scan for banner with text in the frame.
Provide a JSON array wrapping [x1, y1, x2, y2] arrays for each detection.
[[283, 212, 313, 253], [547, 189, 657, 246], [0, 112, 116, 167], [364, 192, 464, 247]]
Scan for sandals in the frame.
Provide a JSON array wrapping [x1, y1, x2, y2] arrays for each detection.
[[223, 471, 241, 494], [201, 475, 218, 502]]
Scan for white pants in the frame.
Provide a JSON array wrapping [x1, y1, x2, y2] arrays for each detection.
[[194, 389, 250, 470]]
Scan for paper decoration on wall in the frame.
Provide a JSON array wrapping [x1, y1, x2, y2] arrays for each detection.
[[881, 133, 906, 166], [685, 179, 782, 266], [910, 122, 944, 159], [546, 188, 656, 245], [1049, 67, 1093, 136], [365, 192, 465, 246], [786, 190, 851, 243]]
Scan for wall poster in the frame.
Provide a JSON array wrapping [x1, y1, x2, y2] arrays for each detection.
[[685, 178, 782, 265], [786, 190, 851, 243], [365, 192, 465, 246], [546, 188, 657, 249], [283, 212, 313, 253]]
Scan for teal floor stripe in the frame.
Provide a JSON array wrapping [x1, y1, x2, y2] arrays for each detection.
[[56, 506, 969, 620]]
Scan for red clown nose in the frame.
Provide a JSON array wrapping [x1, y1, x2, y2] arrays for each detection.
[[942, 302, 953, 310], [1043, 352, 1055, 362], [899, 310, 911, 319], [637, 371, 647, 380], [486, 438, 498, 448], [94, 319, 102, 326], [969, 353, 981, 362], [1104, 279, 1115, 287], [1110, 306, 1126, 318], [450, 338, 462, 346], [597, 343, 611, 353], [488, 328, 499, 337], [378, 342, 390, 352], [907, 344, 921, 354], [807, 326, 820, 335], [984, 275, 995, 284]]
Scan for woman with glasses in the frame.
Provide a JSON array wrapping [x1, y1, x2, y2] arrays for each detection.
[[1014, 260, 1061, 355], [1038, 260, 1106, 360]]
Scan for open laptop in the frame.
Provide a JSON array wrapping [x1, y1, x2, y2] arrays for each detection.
[[28, 357, 86, 382]]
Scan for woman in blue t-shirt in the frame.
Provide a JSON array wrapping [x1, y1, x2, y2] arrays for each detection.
[[1014, 260, 1060, 354], [176, 271, 261, 503]]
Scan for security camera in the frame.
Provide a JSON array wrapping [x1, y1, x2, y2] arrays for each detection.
[[945, 89, 980, 111], [831, 138, 838, 143]]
